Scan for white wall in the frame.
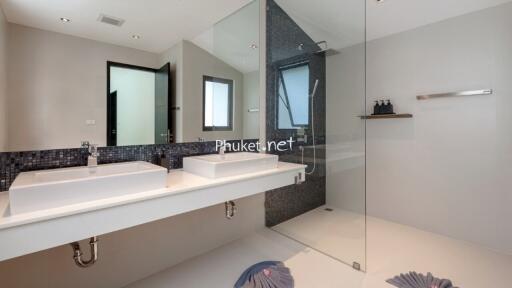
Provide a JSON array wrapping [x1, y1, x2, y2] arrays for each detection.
[[243, 71, 260, 139], [6, 24, 159, 151], [110, 67, 155, 146], [181, 40, 244, 142], [0, 9, 8, 151], [0, 194, 265, 288], [363, 3, 512, 254], [325, 45, 366, 214]]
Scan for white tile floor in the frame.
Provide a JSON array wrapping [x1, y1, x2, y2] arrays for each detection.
[[126, 206, 512, 288], [125, 228, 364, 288], [273, 206, 366, 269]]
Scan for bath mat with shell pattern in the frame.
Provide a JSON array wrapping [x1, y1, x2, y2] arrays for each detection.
[[234, 261, 294, 288], [387, 272, 459, 288]]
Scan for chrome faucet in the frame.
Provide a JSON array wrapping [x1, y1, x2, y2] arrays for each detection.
[[87, 144, 99, 167], [81, 141, 90, 149], [219, 143, 226, 156]]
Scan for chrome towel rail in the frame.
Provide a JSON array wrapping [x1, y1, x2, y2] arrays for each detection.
[[416, 89, 492, 100]]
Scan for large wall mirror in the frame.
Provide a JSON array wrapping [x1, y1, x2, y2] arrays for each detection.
[[0, 0, 260, 152]]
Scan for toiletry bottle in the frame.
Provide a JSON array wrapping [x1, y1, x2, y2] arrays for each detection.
[[379, 100, 385, 115], [386, 99, 394, 114], [373, 101, 379, 115], [382, 100, 389, 114]]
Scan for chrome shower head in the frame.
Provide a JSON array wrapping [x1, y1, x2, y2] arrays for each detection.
[[314, 40, 340, 56], [315, 49, 340, 56]]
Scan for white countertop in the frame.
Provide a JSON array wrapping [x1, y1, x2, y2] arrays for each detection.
[[0, 162, 305, 262]]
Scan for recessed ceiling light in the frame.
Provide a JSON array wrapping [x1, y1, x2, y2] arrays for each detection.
[[60, 17, 71, 23], [131, 35, 141, 40], [249, 44, 258, 49]]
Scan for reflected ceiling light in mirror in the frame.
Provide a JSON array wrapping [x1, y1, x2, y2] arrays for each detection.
[[249, 43, 258, 49], [131, 35, 141, 40], [60, 17, 71, 23]]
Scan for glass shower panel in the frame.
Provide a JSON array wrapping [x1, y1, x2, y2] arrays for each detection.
[[266, 0, 367, 270]]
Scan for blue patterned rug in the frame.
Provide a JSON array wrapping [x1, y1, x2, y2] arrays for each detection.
[[387, 272, 458, 288], [234, 261, 294, 288]]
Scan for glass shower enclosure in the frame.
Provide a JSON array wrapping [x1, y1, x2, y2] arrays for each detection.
[[264, 0, 367, 270]]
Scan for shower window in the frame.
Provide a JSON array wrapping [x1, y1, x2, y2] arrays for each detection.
[[203, 76, 233, 131], [277, 63, 310, 129]]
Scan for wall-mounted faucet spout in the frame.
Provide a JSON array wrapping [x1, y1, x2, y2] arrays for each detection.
[[81, 141, 99, 167], [87, 144, 99, 167], [219, 143, 226, 156], [70, 236, 99, 268]]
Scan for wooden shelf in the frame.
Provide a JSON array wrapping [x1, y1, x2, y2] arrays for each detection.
[[360, 113, 413, 119]]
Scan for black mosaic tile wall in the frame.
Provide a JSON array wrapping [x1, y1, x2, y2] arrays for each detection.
[[265, 0, 327, 226], [0, 140, 257, 192]]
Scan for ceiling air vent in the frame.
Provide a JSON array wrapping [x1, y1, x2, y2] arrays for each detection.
[[97, 14, 125, 27]]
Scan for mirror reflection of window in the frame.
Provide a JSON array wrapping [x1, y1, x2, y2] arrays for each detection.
[[277, 63, 310, 129], [203, 76, 234, 131]]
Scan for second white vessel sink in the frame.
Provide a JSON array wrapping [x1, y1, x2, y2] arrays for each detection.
[[8, 161, 168, 215], [183, 152, 279, 179]]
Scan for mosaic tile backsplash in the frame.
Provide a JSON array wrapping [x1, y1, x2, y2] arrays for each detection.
[[0, 140, 256, 192]]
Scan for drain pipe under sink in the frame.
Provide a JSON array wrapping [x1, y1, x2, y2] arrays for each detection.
[[225, 201, 237, 219], [70, 236, 99, 268]]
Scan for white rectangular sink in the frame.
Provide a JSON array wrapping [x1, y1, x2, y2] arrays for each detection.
[[183, 152, 279, 179], [8, 161, 168, 215]]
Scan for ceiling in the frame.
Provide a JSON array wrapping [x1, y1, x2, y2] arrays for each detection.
[[2, 0, 511, 70], [275, 0, 365, 51], [0, 0, 252, 53], [276, 0, 512, 51], [366, 0, 512, 41]]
